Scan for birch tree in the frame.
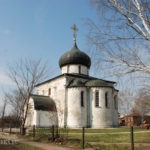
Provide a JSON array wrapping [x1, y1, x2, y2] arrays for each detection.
[[8, 58, 48, 134], [87, 0, 150, 77]]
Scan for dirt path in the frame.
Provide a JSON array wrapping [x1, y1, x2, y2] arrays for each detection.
[[0, 132, 74, 150], [17, 139, 74, 150], [1, 131, 150, 150]]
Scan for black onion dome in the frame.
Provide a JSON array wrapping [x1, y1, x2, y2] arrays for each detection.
[[59, 42, 91, 68]]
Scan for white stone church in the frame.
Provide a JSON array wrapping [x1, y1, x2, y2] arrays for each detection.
[[25, 26, 118, 128]]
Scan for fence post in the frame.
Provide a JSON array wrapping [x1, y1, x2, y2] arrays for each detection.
[[130, 126, 134, 150], [64, 126, 68, 141], [55, 125, 59, 138], [52, 125, 55, 142], [20, 126, 21, 135], [82, 127, 85, 149], [33, 125, 35, 138], [9, 123, 12, 134], [1, 121, 4, 132]]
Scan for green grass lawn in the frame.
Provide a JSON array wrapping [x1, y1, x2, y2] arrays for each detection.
[[67, 128, 150, 143], [27, 127, 150, 150], [64, 127, 150, 149], [67, 127, 148, 133]]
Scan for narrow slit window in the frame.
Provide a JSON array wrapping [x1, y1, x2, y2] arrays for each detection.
[[81, 91, 84, 107], [42, 90, 45, 95], [79, 66, 81, 74], [95, 90, 99, 107], [48, 88, 51, 96], [105, 92, 108, 108], [67, 66, 69, 73]]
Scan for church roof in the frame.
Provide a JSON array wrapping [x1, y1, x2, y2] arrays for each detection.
[[31, 95, 56, 111], [68, 78, 114, 88], [36, 73, 116, 88], [59, 42, 91, 68], [85, 79, 114, 87], [67, 78, 87, 87], [60, 74, 115, 88]]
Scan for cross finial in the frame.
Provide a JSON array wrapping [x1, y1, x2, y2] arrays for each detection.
[[71, 24, 78, 43]]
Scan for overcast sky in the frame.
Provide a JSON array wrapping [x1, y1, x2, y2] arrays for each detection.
[[0, 0, 100, 101]]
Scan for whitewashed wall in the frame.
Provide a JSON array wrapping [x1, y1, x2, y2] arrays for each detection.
[[36, 110, 57, 127], [90, 87, 116, 128], [36, 76, 66, 127], [61, 65, 89, 75], [25, 98, 57, 127], [35, 75, 118, 129], [67, 87, 87, 128], [61, 66, 68, 74]]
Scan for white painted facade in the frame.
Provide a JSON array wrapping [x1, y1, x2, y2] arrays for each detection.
[[61, 64, 89, 75], [34, 73, 118, 128], [67, 87, 87, 128], [90, 88, 118, 128], [25, 97, 58, 127], [25, 41, 119, 129]]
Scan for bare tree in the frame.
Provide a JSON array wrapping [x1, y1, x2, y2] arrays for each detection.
[[4, 90, 24, 127], [8, 58, 48, 134], [87, 0, 150, 77], [118, 89, 134, 115], [0, 97, 7, 131], [132, 89, 150, 121]]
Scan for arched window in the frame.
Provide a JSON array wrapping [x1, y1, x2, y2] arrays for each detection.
[[67, 66, 69, 73], [81, 91, 84, 107], [42, 90, 45, 95], [95, 90, 99, 107], [105, 92, 108, 108], [48, 88, 51, 96], [114, 95, 118, 109]]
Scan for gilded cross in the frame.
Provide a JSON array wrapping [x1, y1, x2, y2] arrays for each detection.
[[71, 24, 78, 42]]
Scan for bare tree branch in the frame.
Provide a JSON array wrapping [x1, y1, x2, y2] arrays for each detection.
[[88, 0, 150, 77], [7, 58, 48, 134], [132, 89, 150, 120]]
